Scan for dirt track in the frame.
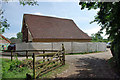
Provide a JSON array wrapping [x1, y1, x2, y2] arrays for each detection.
[[56, 49, 120, 79]]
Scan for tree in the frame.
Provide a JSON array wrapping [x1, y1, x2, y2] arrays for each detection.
[[79, 2, 120, 66], [91, 33, 103, 42], [19, 0, 39, 6], [91, 33, 109, 42], [0, 10, 10, 34], [10, 37, 16, 39], [0, 0, 38, 34], [17, 32, 22, 40]]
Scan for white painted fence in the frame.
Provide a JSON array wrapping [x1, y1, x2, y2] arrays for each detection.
[[16, 42, 106, 53]]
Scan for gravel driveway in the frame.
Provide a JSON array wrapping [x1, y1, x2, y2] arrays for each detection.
[[57, 49, 120, 79]]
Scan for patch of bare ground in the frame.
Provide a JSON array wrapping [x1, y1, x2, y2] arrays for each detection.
[[56, 49, 120, 79]]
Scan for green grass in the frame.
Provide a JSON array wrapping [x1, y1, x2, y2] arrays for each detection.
[[1, 58, 32, 78], [65, 51, 102, 55], [2, 68, 31, 78]]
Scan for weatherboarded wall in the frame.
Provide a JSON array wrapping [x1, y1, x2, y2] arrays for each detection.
[[16, 42, 106, 53]]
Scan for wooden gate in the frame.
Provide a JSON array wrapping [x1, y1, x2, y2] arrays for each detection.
[[3, 44, 65, 79], [32, 44, 65, 79]]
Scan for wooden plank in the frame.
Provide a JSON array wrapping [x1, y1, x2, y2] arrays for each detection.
[[11, 50, 13, 61], [62, 44, 65, 65], [46, 62, 60, 69], [33, 53, 36, 79], [35, 52, 56, 57], [36, 58, 59, 73], [36, 55, 62, 63], [36, 58, 59, 68], [36, 56, 51, 63], [43, 51, 45, 62], [26, 50, 28, 59], [37, 64, 63, 78], [36, 58, 60, 68], [36, 62, 60, 77], [35, 51, 61, 63]]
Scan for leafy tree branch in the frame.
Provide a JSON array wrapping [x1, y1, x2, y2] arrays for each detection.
[[79, 2, 120, 67]]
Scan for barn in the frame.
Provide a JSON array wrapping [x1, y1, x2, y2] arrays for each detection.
[[21, 14, 91, 42], [16, 14, 106, 53], [17, 14, 107, 53]]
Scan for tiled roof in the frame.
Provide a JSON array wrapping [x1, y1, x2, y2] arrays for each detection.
[[22, 14, 91, 41]]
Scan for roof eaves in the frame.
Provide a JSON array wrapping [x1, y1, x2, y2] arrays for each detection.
[[0, 34, 11, 43]]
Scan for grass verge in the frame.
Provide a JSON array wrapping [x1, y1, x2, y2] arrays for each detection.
[[65, 51, 102, 55]]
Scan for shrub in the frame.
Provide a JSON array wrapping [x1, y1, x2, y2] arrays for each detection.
[[2, 56, 32, 78]]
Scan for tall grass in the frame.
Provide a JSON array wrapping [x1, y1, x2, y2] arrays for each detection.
[[1, 57, 32, 78]]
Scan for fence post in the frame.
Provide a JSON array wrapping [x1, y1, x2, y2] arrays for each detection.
[[47, 56, 49, 61], [26, 50, 28, 59], [11, 50, 13, 61], [51, 42, 53, 50], [62, 44, 65, 65], [71, 42, 73, 53], [87, 42, 88, 52], [33, 53, 36, 79], [43, 50, 45, 62]]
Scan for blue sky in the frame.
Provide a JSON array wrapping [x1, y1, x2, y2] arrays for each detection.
[[2, 1, 107, 38]]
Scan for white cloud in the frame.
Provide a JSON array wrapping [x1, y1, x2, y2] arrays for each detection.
[[33, 12, 43, 15], [3, 33, 17, 38], [84, 26, 108, 39], [84, 26, 101, 35]]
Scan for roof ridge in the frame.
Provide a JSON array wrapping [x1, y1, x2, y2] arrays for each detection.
[[24, 14, 72, 21]]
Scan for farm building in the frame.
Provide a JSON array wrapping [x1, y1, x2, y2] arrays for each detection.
[[22, 14, 91, 42], [17, 14, 106, 53], [0, 34, 11, 50]]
